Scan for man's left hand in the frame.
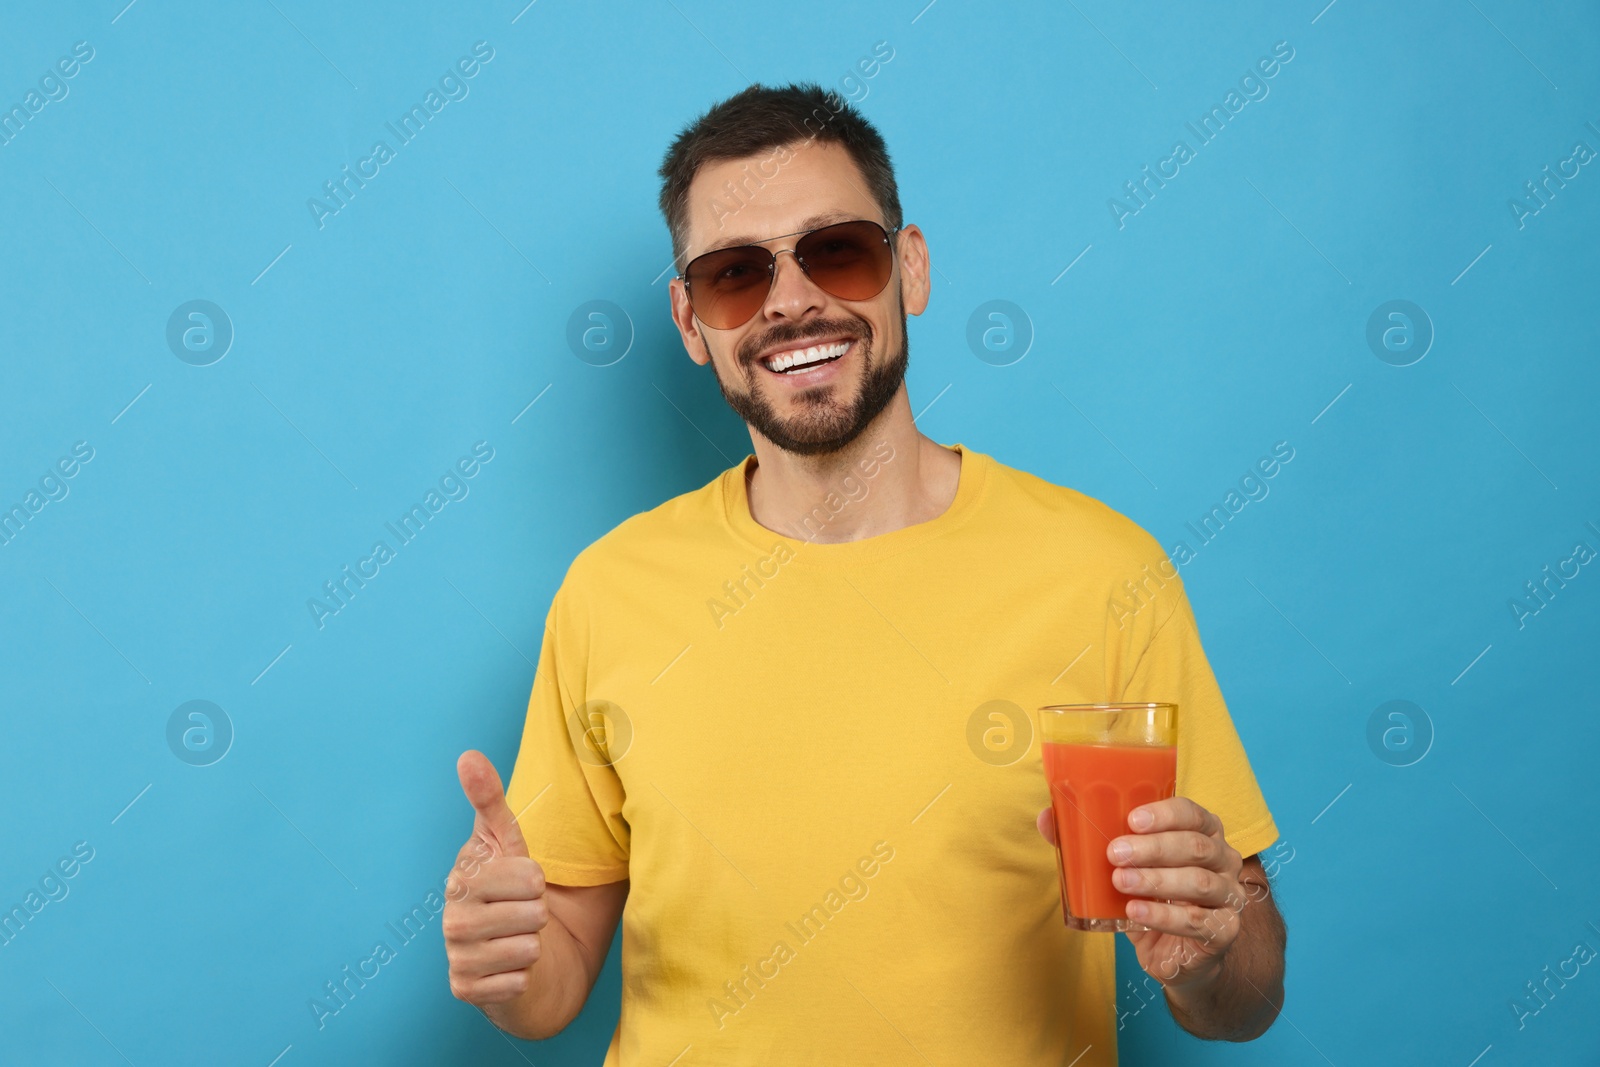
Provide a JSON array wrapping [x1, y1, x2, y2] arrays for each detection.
[[1035, 795, 1250, 990]]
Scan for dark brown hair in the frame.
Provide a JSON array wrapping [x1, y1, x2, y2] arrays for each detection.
[[657, 81, 903, 272]]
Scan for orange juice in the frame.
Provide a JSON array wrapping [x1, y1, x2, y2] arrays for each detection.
[[1042, 741, 1177, 923]]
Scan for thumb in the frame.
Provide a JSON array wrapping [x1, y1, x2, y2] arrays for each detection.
[[457, 750, 530, 859]]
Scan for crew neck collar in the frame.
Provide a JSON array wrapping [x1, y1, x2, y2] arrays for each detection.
[[720, 442, 989, 569]]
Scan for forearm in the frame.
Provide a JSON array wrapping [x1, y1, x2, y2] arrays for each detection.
[[1163, 881, 1286, 1041], [482, 912, 599, 1040]]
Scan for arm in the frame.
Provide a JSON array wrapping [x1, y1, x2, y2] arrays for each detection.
[[480, 879, 629, 1040], [1102, 797, 1287, 1042], [1160, 853, 1286, 1041], [446, 750, 629, 1040]]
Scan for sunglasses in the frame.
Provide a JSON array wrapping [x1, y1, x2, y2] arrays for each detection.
[[680, 219, 901, 330]]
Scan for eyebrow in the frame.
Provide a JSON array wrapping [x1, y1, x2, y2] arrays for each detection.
[[695, 210, 859, 259]]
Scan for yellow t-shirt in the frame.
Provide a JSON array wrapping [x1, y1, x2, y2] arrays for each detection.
[[506, 442, 1278, 1066]]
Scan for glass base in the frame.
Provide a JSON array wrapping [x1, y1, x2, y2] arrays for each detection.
[[1065, 913, 1150, 933]]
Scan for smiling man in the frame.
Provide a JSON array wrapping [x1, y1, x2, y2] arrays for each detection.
[[444, 83, 1286, 1064]]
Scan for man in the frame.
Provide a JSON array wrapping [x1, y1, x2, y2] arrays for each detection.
[[444, 82, 1286, 1064]]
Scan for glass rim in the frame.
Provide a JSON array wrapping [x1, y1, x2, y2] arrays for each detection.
[[1039, 702, 1176, 713]]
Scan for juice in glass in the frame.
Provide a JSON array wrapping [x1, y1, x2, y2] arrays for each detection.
[[1039, 703, 1178, 932]]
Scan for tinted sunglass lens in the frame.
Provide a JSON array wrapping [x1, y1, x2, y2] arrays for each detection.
[[798, 222, 893, 301], [688, 247, 772, 329]]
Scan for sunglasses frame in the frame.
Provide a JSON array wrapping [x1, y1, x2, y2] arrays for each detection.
[[679, 218, 904, 330]]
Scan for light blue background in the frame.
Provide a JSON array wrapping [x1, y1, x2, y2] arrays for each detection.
[[2, 0, 1597, 1063]]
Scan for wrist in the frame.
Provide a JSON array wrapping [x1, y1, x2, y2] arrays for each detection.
[[1159, 949, 1227, 1004]]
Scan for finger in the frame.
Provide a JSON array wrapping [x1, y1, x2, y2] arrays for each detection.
[[451, 967, 531, 1006], [450, 932, 543, 983], [452, 855, 546, 903], [1126, 897, 1240, 947], [1036, 807, 1057, 846], [443, 897, 550, 943], [1128, 795, 1223, 838], [1107, 829, 1222, 871], [1112, 863, 1240, 909], [457, 750, 531, 859]]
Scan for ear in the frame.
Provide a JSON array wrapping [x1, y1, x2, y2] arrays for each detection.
[[669, 277, 712, 366], [895, 223, 931, 318]]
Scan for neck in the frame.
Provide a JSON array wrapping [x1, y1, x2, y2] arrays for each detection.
[[744, 391, 962, 544]]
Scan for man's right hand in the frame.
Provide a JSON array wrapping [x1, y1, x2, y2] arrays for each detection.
[[445, 750, 550, 1006]]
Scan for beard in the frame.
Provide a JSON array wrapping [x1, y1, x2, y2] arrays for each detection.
[[705, 299, 909, 458]]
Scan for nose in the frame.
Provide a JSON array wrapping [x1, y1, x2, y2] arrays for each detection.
[[760, 247, 826, 322]]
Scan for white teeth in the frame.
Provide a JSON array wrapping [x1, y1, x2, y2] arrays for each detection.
[[764, 340, 851, 373]]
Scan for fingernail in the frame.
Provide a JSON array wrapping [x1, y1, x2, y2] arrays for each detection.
[[1130, 809, 1153, 830], [1128, 901, 1148, 920], [1109, 840, 1132, 862]]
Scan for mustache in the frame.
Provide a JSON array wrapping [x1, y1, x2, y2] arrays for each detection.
[[740, 318, 873, 366]]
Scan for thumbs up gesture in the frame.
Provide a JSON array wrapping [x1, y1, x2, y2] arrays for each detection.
[[444, 750, 550, 1006]]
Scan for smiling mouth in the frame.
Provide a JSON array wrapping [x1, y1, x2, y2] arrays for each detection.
[[759, 339, 854, 375]]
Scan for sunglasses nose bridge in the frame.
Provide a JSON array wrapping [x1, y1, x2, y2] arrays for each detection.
[[762, 245, 828, 311]]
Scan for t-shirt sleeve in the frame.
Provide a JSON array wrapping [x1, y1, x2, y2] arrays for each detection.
[[1118, 584, 1279, 861], [503, 575, 631, 886]]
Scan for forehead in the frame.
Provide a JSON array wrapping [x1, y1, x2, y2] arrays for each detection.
[[682, 140, 882, 260]]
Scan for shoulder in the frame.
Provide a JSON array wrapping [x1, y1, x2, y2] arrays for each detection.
[[980, 450, 1173, 574], [558, 461, 736, 595]]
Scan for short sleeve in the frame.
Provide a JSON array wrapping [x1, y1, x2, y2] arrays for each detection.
[[503, 577, 630, 885], [1119, 586, 1279, 861]]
